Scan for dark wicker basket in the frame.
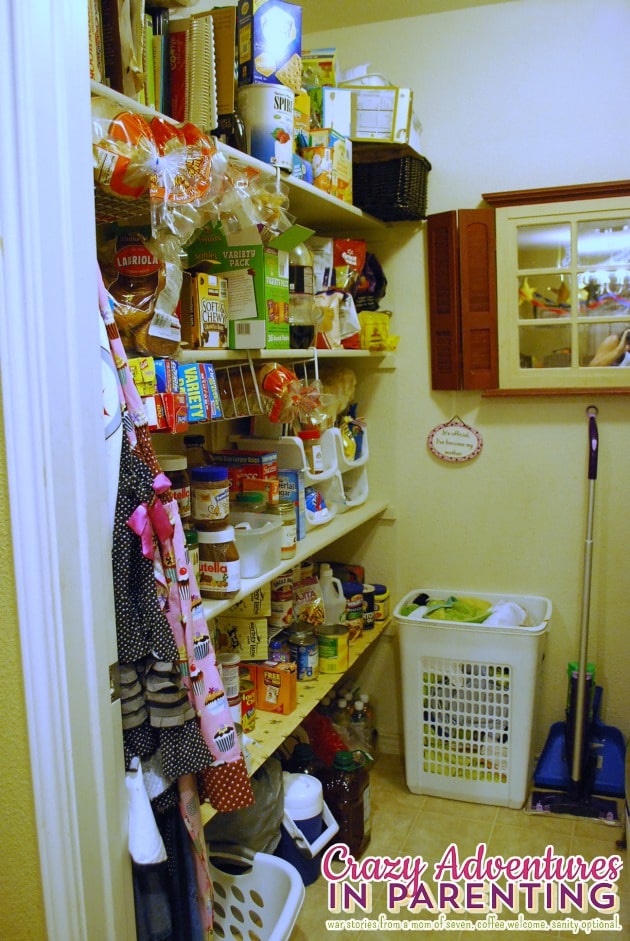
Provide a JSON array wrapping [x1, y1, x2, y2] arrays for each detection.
[[352, 154, 431, 222]]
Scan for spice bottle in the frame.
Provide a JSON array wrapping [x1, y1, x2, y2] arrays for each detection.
[[275, 500, 297, 559], [197, 526, 240, 599], [191, 465, 230, 531], [298, 428, 324, 474], [160, 454, 191, 524], [185, 528, 200, 585], [184, 434, 212, 469]]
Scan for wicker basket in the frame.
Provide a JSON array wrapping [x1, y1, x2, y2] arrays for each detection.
[[352, 153, 431, 222]]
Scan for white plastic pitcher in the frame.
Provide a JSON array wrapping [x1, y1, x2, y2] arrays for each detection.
[[319, 564, 346, 625]]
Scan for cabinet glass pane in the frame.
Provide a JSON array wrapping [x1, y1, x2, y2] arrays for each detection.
[[578, 268, 630, 317], [517, 223, 570, 270], [579, 321, 630, 367], [518, 274, 572, 319], [577, 218, 630, 266], [518, 324, 571, 369]]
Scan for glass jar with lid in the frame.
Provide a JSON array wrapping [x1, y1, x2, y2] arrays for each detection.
[[191, 465, 230, 530], [184, 434, 212, 469], [197, 526, 240, 599], [233, 491, 268, 514], [274, 500, 297, 559], [160, 454, 191, 523], [298, 428, 324, 474]]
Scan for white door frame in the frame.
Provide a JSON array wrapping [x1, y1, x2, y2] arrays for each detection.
[[0, 2, 133, 938]]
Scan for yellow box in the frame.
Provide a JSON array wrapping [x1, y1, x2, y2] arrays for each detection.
[[255, 660, 297, 714], [229, 584, 272, 618], [128, 356, 156, 396], [293, 88, 311, 142], [183, 271, 229, 350], [216, 615, 268, 660]]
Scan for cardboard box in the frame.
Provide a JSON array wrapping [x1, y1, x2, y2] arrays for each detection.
[[143, 393, 189, 433], [178, 363, 208, 423], [209, 6, 237, 115], [301, 48, 338, 88], [216, 449, 278, 478], [343, 84, 423, 155], [278, 468, 306, 540], [255, 660, 297, 714], [241, 476, 280, 506], [199, 363, 223, 420], [300, 129, 352, 204], [237, 0, 302, 93], [129, 356, 157, 396], [216, 615, 268, 660], [154, 357, 180, 393], [182, 271, 229, 350], [186, 223, 314, 349], [230, 584, 272, 618]]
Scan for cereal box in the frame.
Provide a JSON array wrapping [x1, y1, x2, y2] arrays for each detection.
[[237, 0, 302, 93], [300, 129, 352, 204]]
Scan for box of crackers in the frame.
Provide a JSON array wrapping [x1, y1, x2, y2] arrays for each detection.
[[237, 0, 302, 94]]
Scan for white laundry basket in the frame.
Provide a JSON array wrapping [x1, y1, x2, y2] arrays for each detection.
[[395, 589, 552, 809], [208, 848, 305, 941]]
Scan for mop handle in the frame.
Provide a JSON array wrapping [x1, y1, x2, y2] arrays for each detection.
[[588, 407, 598, 480], [571, 406, 598, 782]]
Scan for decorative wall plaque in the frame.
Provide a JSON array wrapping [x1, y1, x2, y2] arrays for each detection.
[[427, 416, 483, 464]]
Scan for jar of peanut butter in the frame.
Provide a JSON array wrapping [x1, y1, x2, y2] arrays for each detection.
[[191, 465, 230, 531]]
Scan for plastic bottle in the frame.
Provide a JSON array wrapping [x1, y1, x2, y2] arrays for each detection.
[[350, 700, 372, 752], [288, 241, 315, 349], [319, 563, 346, 625], [359, 693, 379, 757], [332, 697, 350, 732], [286, 741, 326, 777], [322, 751, 371, 858], [184, 434, 212, 469]]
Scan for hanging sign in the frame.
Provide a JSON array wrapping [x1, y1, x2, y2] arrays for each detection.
[[427, 416, 483, 464]]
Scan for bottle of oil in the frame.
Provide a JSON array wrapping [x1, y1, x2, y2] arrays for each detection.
[[322, 750, 371, 857]]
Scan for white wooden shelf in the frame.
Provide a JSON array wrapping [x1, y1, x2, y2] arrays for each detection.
[[200, 616, 389, 825], [201, 497, 388, 621]]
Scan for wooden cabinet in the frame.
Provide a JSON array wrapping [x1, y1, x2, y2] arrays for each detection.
[[427, 208, 498, 390]]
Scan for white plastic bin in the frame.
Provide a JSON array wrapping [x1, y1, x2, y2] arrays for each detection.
[[395, 588, 552, 809]]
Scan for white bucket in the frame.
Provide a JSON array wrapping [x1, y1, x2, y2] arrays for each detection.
[[237, 84, 294, 171]]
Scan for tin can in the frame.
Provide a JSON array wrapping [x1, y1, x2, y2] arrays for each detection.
[[270, 572, 293, 630], [288, 625, 319, 680], [342, 580, 364, 633], [373, 583, 390, 622], [362, 584, 376, 630], [228, 693, 241, 726], [237, 84, 294, 171], [217, 653, 240, 699], [240, 679, 256, 732], [316, 623, 349, 674]]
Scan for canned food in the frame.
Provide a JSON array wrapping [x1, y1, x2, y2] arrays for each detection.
[[217, 653, 240, 699], [316, 623, 349, 674], [288, 625, 319, 680], [237, 83, 295, 170], [240, 679, 256, 732]]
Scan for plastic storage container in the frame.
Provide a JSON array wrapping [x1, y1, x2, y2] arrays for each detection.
[[276, 772, 339, 886], [395, 588, 552, 809], [231, 512, 283, 578]]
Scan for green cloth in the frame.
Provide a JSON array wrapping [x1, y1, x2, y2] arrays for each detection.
[[401, 595, 492, 623]]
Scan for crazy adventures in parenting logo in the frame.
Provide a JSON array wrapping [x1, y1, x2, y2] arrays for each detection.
[[321, 841, 624, 933]]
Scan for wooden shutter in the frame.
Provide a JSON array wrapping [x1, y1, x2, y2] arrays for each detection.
[[427, 210, 461, 390], [458, 209, 498, 390]]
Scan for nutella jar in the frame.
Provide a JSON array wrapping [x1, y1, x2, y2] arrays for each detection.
[[197, 526, 240, 599], [191, 465, 230, 531], [160, 454, 191, 523]]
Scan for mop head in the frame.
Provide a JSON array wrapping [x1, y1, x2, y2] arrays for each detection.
[[526, 787, 621, 824]]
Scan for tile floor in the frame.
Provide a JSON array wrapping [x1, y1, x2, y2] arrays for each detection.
[[290, 754, 629, 940]]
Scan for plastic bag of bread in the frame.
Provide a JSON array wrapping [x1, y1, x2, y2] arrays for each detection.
[[97, 224, 181, 356], [92, 96, 158, 200]]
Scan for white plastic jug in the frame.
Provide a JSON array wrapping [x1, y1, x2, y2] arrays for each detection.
[[319, 563, 346, 625]]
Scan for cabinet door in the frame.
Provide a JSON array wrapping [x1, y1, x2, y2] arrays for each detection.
[[427, 209, 498, 390], [459, 209, 498, 390], [427, 210, 461, 390]]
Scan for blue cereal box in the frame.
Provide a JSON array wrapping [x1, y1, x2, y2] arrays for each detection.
[[178, 363, 207, 423], [237, 0, 302, 93], [279, 468, 306, 540]]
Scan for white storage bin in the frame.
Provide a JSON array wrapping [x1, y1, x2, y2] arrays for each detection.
[[395, 588, 552, 809], [231, 512, 282, 578]]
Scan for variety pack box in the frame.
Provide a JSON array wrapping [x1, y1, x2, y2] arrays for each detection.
[[299, 129, 352, 204], [237, 0, 302, 94], [216, 614, 268, 660], [229, 584, 271, 618], [255, 660, 297, 714], [178, 363, 223, 423], [185, 222, 314, 349]]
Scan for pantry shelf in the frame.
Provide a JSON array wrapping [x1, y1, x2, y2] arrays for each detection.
[[201, 497, 389, 622], [200, 616, 389, 826], [178, 347, 397, 368]]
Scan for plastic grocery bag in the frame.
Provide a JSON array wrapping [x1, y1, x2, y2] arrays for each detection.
[[204, 757, 284, 855]]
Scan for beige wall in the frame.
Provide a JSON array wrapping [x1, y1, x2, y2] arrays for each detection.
[[308, 0, 630, 753], [0, 391, 47, 938]]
